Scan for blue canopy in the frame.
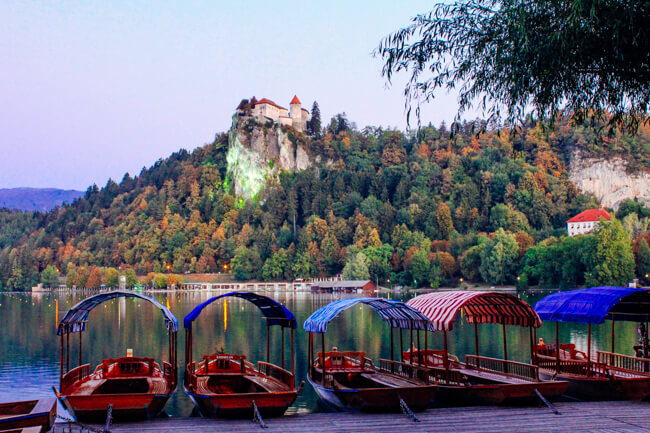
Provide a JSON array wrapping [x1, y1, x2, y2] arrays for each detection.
[[534, 286, 650, 324], [303, 297, 435, 333], [184, 292, 296, 330], [57, 290, 178, 335]]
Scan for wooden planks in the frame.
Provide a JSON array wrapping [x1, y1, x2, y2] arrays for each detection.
[[51, 401, 650, 433]]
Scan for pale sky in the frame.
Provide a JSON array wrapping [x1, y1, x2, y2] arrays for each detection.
[[0, 1, 466, 190]]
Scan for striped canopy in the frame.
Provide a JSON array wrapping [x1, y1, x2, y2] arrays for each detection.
[[534, 287, 650, 324], [57, 290, 178, 335], [184, 292, 296, 330], [407, 291, 542, 331], [303, 297, 435, 333]]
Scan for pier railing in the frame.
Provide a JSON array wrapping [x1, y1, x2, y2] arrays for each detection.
[[258, 362, 295, 388], [597, 351, 650, 375], [378, 359, 431, 384], [61, 364, 90, 390], [465, 355, 539, 381]]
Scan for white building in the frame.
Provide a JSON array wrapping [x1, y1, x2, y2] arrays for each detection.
[[247, 95, 310, 132], [567, 208, 611, 236]]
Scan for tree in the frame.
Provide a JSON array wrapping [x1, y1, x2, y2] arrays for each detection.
[[104, 267, 119, 288], [637, 237, 650, 284], [40, 265, 59, 288], [342, 252, 370, 280], [307, 101, 322, 138], [125, 268, 138, 287], [436, 203, 455, 240], [376, 0, 650, 132], [586, 219, 635, 286], [479, 228, 519, 284]]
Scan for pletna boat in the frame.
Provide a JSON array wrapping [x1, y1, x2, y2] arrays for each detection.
[[52, 291, 178, 421], [534, 286, 650, 401], [406, 291, 568, 405], [304, 297, 437, 412], [0, 398, 56, 433], [183, 292, 301, 418]]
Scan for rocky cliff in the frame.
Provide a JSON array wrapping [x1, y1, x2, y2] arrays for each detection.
[[569, 150, 650, 210], [226, 115, 312, 200]]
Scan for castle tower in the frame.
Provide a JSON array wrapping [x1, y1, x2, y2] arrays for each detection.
[[289, 95, 306, 132]]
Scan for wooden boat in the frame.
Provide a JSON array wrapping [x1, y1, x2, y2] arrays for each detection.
[[304, 297, 438, 412], [0, 399, 56, 433], [52, 291, 178, 422], [406, 291, 568, 406], [183, 292, 301, 418], [534, 286, 650, 401]]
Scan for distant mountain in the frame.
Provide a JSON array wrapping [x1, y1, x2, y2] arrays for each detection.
[[0, 187, 84, 212]]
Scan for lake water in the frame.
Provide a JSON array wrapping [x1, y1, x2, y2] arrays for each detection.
[[0, 289, 639, 417]]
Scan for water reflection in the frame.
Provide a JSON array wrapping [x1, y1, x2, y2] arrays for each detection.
[[0, 290, 640, 417]]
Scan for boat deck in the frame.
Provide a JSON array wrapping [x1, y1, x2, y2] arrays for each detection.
[[54, 400, 650, 432], [455, 366, 532, 384]]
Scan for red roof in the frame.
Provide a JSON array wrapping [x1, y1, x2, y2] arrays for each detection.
[[256, 98, 286, 110], [567, 208, 611, 223], [290, 95, 301, 105]]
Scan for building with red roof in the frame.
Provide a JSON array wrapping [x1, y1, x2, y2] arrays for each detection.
[[567, 207, 611, 236], [242, 95, 310, 132]]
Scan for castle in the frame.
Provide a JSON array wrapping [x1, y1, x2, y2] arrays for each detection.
[[237, 95, 310, 132]]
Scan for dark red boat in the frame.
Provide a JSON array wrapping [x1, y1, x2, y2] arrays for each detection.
[[406, 291, 568, 406], [183, 292, 301, 418], [52, 291, 178, 421], [304, 297, 438, 412], [534, 287, 650, 401], [0, 399, 56, 433]]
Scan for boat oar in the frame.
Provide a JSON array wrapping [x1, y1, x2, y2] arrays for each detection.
[[534, 389, 561, 415], [398, 397, 420, 422], [252, 400, 269, 429]]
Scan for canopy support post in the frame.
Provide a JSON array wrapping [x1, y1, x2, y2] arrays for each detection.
[[424, 329, 428, 359], [474, 322, 480, 357], [555, 322, 560, 375], [390, 326, 394, 362], [309, 332, 313, 377], [281, 326, 285, 370], [611, 314, 615, 353], [409, 323, 414, 364], [587, 324, 592, 377], [291, 328, 295, 387], [417, 329, 422, 366], [529, 326, 535, 368], [502, 323, 508, 362], [66, 325, 70, 373], [443, 330, 449, 370], [400, 328, 404, 362], [60, 332, 64, 386], [78, 329, 82, 367], [321, 332, 326, 387], [266, 323, 271, 364]]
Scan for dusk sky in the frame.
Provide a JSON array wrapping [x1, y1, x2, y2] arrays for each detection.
[[1, 1, 468, 190]]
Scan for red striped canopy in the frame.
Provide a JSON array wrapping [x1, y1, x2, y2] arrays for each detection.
[[407, 291, 542, 331]]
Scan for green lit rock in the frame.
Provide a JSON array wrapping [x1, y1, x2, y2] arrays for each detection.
[[226, 114, 312, 200]]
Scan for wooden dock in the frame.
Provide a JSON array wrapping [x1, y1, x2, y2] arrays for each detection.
[[51, 401, 650, 432]]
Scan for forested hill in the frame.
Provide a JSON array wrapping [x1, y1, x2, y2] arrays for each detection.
[[1, 116, 649, 291], [0, 188, 83, 212]]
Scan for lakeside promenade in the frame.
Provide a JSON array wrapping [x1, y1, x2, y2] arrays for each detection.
[[52, 401, 650, 432]]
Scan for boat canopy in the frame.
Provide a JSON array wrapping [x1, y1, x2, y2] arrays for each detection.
[[303, 297, 434, 333], [183, 292, 296, 330], [407, 291, 542, 331], [534, 286, 650, 324], [57, 290, 178, 335]]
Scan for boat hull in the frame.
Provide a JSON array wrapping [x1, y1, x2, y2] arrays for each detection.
[[436, 380, 568, 406], [185, 386, 297, 418], [540, 369, 650, 401], [0, 399, 56, 432], [58, 393, 170, 422], [307, 375, 436, 412]]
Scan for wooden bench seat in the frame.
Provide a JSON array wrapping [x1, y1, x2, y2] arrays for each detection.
[[360, 372, 421, 388], [246, 374, 289, 393]]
